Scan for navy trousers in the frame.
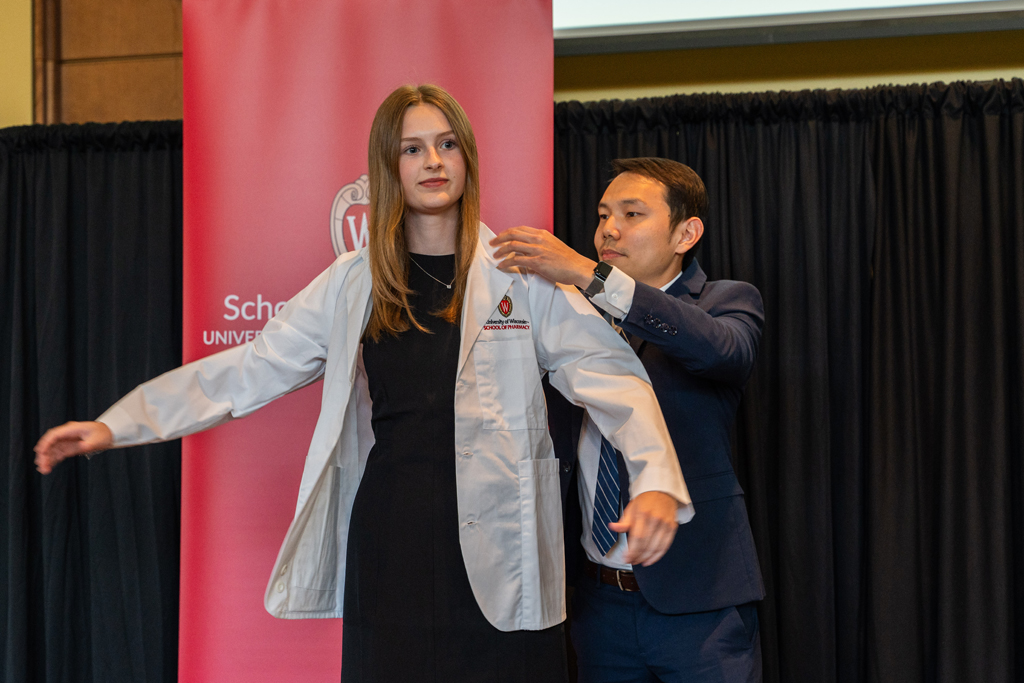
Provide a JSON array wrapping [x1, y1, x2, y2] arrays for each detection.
[[570, 578, 761, 683]]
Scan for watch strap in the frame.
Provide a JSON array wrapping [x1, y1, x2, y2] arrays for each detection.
[[584, 261, 613, 298]]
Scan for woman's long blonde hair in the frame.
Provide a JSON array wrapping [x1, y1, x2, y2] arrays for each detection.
[[364, 84, 481, 341]]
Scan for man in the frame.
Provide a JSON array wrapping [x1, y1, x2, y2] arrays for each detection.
[[491, 157, 765, 682]]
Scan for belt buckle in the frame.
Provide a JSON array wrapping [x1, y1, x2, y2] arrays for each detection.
[[615, 569, 626, 591]]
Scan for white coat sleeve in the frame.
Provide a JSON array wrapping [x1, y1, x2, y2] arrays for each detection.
[[528, 274, 692, 516], [97, 257, 346, 447]]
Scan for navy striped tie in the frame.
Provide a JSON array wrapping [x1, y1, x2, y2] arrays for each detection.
[[592, 435, 622, 556], [591, 311, 629, 556]]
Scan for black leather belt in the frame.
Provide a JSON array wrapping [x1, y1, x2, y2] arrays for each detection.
[[583, 558, 640, 592]]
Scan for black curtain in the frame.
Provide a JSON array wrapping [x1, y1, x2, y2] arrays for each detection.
[[3, 81, 1023, 683], [1, 122, 183, 683], [554, 80, 1024, 683]]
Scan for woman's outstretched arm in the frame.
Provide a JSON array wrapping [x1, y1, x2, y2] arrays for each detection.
[[33, 251, 361, 474]]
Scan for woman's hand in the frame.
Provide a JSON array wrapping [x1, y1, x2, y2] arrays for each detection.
[[34, 421, 113, 474], [610, 491, 680, 567]]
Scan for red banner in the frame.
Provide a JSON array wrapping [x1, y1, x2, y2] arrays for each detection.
[[181, 2, 552, 680]]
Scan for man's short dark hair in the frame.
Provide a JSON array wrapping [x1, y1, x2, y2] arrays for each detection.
[[610, 157, 708, 229]]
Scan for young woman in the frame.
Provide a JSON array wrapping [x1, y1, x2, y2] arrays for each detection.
[[35, 84, 687, 681]]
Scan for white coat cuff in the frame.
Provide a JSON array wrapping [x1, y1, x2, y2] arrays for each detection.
[[629, 465, 695, 524], [96, 404, 142, 447], [589, 267, 635, 320]]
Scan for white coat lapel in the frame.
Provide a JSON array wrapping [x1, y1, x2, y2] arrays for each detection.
[[458, 223, 512, 378], [293, 251, 373, 512]]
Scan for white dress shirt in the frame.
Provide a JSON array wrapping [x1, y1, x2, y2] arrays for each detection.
[[577, 267, 692, 570]]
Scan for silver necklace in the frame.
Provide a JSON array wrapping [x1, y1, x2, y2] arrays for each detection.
[[409, 255, 455, 290]]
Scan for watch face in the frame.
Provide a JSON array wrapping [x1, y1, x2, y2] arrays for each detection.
[[595, 261, 613, 279]]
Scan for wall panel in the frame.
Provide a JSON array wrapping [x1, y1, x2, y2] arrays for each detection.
[[60, 56, 182, 123], [62, 0, 181, 59], [34, 0, 182, 123]]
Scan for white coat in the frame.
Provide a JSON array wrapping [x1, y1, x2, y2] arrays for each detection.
[[98, 223, 690, 631]]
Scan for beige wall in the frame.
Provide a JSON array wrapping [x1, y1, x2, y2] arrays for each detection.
[[0, 0, 33, 127], [555, 30, 1024, 102]]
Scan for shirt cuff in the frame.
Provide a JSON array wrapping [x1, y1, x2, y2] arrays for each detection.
[[589, 266, 635, 320], [96, 404, 141, 447]]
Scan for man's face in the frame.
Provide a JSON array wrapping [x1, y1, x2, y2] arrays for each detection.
[[593, 172, 690, 288]]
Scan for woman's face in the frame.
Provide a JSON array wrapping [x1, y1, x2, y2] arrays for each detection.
[[398, 103, 467, 219]]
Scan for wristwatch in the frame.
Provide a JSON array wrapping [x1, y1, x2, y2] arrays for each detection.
[[583, 261, 613, 298]]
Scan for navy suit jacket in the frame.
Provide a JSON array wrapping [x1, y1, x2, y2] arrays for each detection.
[[548, 258, 766, 615]]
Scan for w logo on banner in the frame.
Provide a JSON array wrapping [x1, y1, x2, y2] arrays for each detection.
[[331, 174, 370, 255], [498, 295, 513, 318]]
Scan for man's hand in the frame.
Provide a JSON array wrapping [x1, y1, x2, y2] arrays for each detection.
[[34, 421, 113, 474], [490, 226, 596, 288], [610, 491, 680, 567]]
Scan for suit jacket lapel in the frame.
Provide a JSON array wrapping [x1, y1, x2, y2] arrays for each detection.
[[668, 258, 707, 300]]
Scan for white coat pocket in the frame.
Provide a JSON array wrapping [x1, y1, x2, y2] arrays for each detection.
[[517, 458, 565, 628], [473, 338, 544, 431]]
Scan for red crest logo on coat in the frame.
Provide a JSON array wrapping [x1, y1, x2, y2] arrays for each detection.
[[330, 174, 370, 255], [498, 295, 513, 318]]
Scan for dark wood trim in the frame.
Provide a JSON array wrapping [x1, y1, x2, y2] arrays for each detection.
[[33, 0, 60, 124], [61, 52, 184, 65]]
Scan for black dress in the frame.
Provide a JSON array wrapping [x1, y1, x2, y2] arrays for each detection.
[[341, 254, 567, 683]]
